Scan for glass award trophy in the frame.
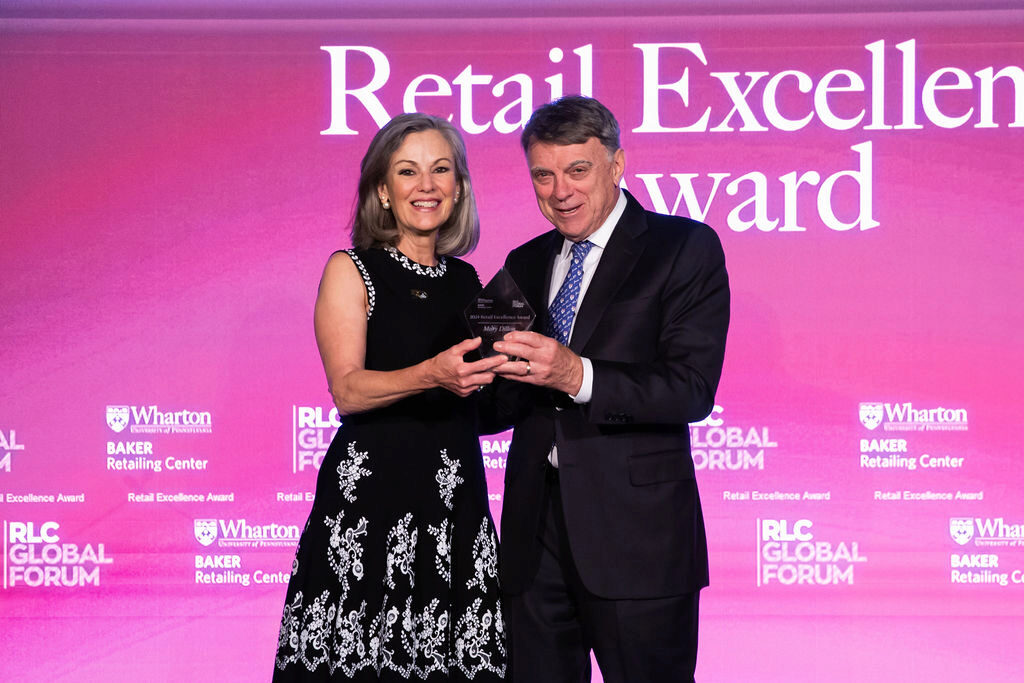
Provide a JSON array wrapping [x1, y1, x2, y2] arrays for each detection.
[[464, 268, 535, 357]]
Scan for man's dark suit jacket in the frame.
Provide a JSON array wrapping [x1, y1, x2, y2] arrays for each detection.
[[495, 190, 730, 601]]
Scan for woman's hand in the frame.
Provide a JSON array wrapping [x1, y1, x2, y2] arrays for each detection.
[[429, 337, 508, 397]]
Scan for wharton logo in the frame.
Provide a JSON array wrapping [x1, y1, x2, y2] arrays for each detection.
[[859, 403, 884, 430], [860, 402, 968, 432], [949, 518, 975, 546], [884, 402, 968, 432], [106, 405, 212, 435], [194, 519, 300, 550], [949, 517, 1024, 548]]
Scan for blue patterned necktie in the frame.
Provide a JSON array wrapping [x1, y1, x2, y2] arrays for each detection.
[[546, 240, 594, 345]]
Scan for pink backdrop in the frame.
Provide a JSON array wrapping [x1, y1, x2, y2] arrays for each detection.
[[2, 3, 1022, 681]]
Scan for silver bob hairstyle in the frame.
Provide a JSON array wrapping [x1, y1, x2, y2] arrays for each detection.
[[352, 113, 479, 257]]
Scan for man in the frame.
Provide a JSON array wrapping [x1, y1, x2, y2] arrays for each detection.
[[490, 95, 730, 682]]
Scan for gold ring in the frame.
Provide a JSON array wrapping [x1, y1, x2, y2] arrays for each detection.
[[525, 361, 532, 376]]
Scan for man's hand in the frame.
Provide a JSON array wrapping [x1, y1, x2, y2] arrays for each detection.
[[493, 331, 584, 396]]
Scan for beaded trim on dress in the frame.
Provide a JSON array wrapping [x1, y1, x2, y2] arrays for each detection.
[[344, 250, 376, 319], [385, 246, 447, 278]]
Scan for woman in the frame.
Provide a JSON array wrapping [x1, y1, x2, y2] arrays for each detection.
[[275, 114, 507, 681]]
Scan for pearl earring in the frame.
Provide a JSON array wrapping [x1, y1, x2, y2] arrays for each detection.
[[381, 197, 390, 209]]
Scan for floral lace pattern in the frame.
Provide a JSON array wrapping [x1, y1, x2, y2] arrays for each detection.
[[402, 597, 449, 675], [454, 598, 506, 678], [277, 588, 333, 672], [385, 245, 448, 278], [325, 512, 367, 591], [275, 442, 505, 679], [428, 520, 453, 586], [436, 449, 464, 511], [338, 441, 371, 503], [466, 519, 499, 593], [385, 513, 418, 590]]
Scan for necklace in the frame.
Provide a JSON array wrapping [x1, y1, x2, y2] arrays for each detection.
[[385, 246, 447, 278]]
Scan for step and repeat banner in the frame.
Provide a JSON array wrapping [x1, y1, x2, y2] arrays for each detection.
[[2, 2, 1022, 681]]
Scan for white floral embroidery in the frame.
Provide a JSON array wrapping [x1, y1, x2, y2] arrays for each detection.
[[332, 600, 370, 670], [436, 449, 464, 511], [454, 597, 506, 677], [276, 589, 334, 672], [385, 513, 418, 590], [325, 513, 368, 589], [466, 518, 499, 593], [401, 597, 449, 676], [278, 513, 373, 674], [278, 531, 506, 679], [276, 442, 506, 679], [338, 441, 371, 503], [368, 603, 402, 675], [427, 520, 453, 586]]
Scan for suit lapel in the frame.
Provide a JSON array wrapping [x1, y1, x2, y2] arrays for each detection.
[[568, 193, 647, 355]]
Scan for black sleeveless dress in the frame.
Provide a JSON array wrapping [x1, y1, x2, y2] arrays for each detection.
[[275, 247, 506, 681]]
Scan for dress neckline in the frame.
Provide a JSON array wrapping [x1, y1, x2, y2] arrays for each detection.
[[385, 245, 447, 278]]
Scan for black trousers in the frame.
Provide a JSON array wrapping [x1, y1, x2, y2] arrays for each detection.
[[503, 466, 700, 683]]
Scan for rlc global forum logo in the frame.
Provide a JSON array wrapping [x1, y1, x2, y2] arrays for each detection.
[[292, 405, 341, 473], [689, 404, 778, 471], [3, 521, 113, 589], [756, 518, 867, 587], [1, 428, 25, 473]]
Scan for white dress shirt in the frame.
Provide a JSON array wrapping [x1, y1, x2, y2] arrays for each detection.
[[547, 189, 627, 466]]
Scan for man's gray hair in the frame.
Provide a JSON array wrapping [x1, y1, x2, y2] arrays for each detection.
[[520, 95, 621, 157]]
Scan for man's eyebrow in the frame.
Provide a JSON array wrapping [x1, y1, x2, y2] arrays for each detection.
[[530, 160, 593, 174]]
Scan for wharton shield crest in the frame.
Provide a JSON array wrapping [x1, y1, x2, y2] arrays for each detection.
[[194, 519, 218, 547], [106, 405, 130, 433], [949, 518, 974, 546], [859, 402, 884, 430]]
